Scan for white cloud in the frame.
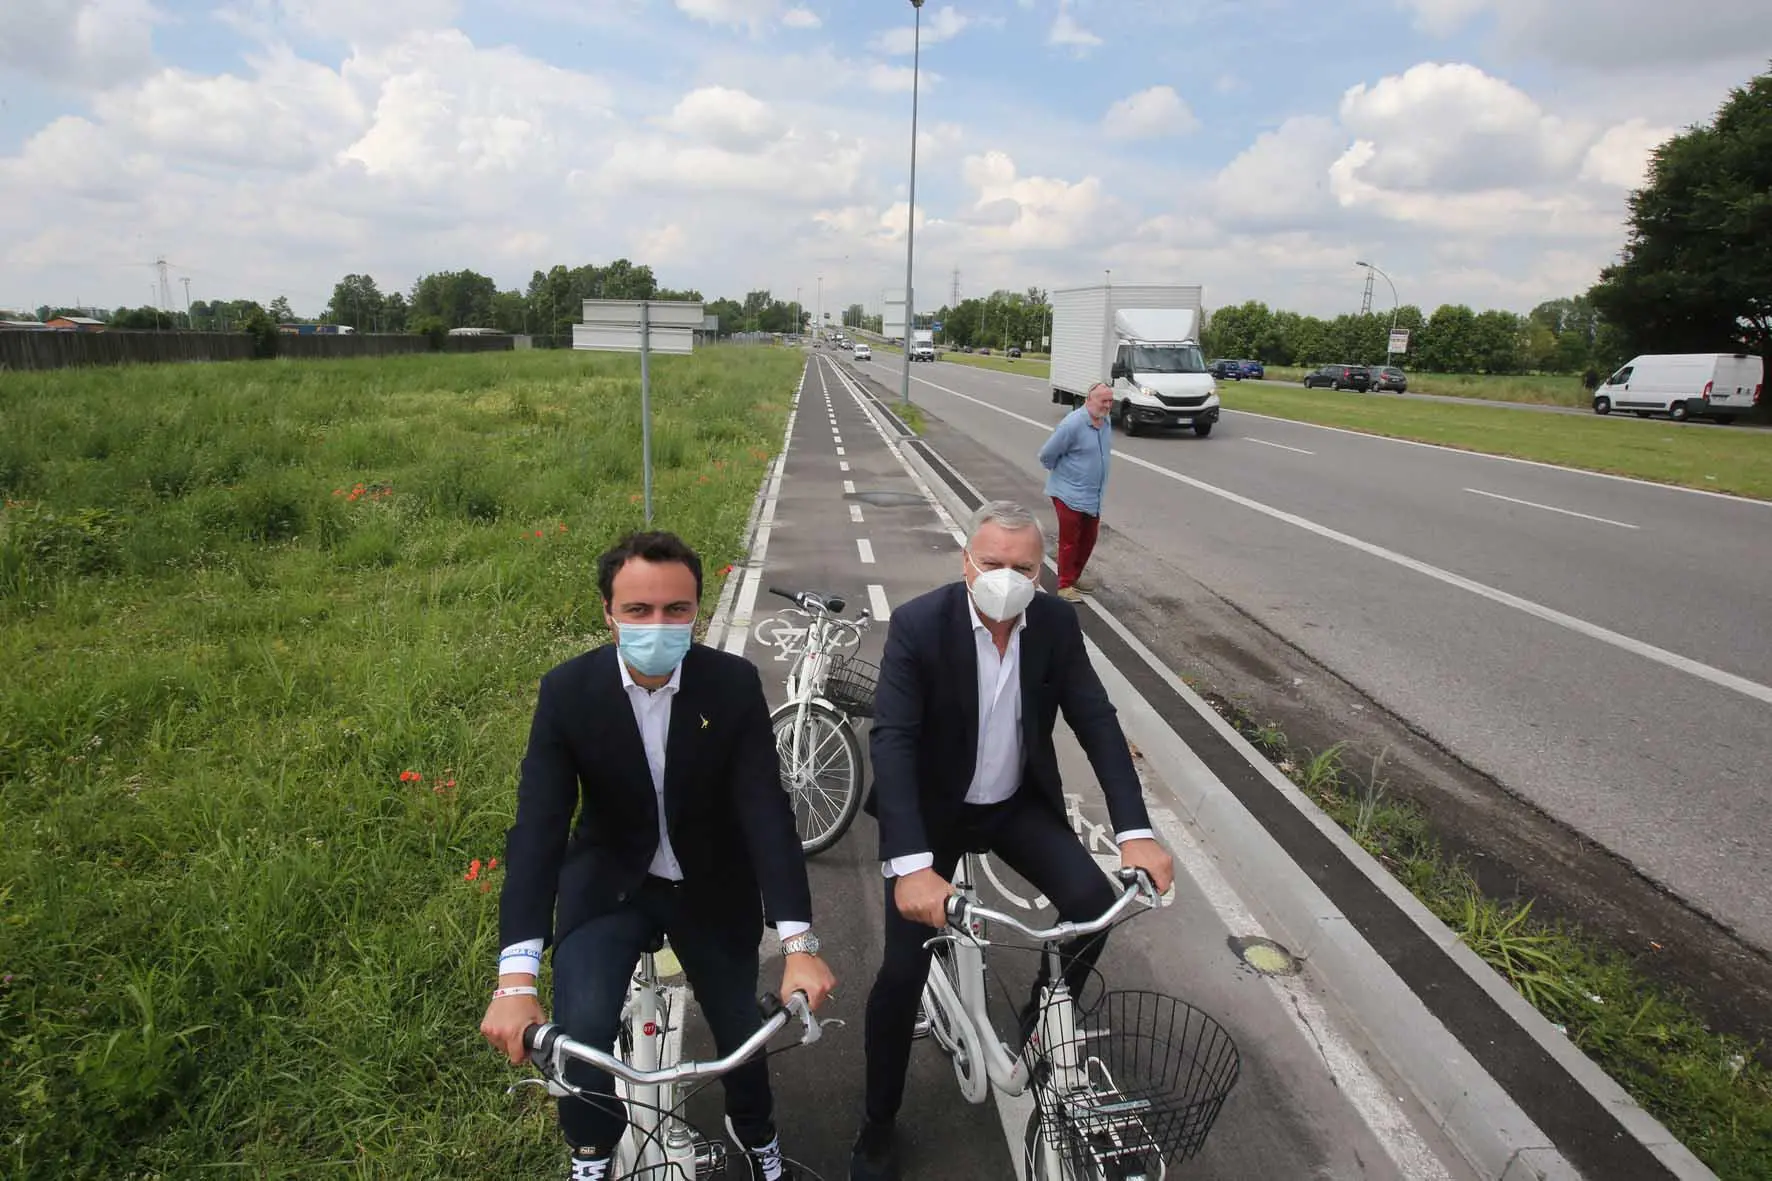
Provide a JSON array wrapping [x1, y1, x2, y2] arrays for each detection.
[[866, 63, 921, 93], [1210, 116, 1346, 230], [658, 86, 776, 149], [1398, 0, 1772, 67], [871, 5, 970, 55], [1580, 119, 1676, 189], [782, 6, 820, 29], [1335, 63, 1589, 193], [0, 0, 160, 89], [1103, 86, 1198, 139], [218, 0, 462, 48], [1049, 0, 1102, 51]]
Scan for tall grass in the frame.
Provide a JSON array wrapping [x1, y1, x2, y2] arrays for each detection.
[[0, 348, 800, 1177]]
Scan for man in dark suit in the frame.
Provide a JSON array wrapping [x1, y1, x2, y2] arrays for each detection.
[[849, 500, 1176, 1181], [481, 531, 836, 1181]]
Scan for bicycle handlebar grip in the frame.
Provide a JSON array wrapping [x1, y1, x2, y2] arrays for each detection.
[[757, 992, 785, 1020], [523, 1022, 562, 1056], [768, 586, 797, 603]]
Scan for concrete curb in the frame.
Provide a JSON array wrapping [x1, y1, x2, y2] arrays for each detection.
[[857, 364, 1714, 1181]]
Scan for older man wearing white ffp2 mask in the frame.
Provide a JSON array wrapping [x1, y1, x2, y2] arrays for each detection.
[[1037, 381, 1114, 602], [846, 499, 1175, 1181]]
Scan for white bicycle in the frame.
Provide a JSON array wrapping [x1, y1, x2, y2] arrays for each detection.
[[765, 587, 874, 855], [515, 941, 838, 1179], [752, 608, 861, 663], [920, 863, 1242, 1180]]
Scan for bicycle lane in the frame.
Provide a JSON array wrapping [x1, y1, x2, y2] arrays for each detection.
[[692, 351, 1473, 1180]]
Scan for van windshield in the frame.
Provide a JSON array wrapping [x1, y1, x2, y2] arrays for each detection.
[[1128, 345, 1206, 374]]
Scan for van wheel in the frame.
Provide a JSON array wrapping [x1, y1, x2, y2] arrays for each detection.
[[1120, 402, 1141, 437], [1593, 396, 1611, 415], [1193, 420, 1214, 438], [1670, 402, 1689, 422]]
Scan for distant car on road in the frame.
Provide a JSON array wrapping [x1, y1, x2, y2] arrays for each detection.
[[1303, 364, 1372, 391], [1209, 359, 1242, 380], [853, 344, 871, 361], [1007, 346, 1022, 358], [1368, 365, 1407, 392], [978, 347, 991, 355], [1237, 359, 1265, 379]]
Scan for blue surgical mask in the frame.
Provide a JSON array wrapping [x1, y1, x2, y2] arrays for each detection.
[[616, 623, 694, 677]]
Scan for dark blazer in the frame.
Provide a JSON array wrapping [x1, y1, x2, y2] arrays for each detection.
[[499, 643, 811, 950], [866, 581, 1150, 862]]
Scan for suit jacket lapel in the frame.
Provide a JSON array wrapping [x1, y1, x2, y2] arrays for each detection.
[[948, 583, 981, 776], [595, 648, 655, 813], [661, 649, 704, 832], [1017, 611, 1050, 754]]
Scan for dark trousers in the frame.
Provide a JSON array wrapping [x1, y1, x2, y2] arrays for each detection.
[[862, 792, 1117, 1125], [1052, 496, 1101, 588], [551, 877, 774, 1153]]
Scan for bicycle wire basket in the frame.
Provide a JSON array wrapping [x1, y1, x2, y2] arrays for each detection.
[[1027, 989, 1241, 1174], [820, 654, 879, 718]]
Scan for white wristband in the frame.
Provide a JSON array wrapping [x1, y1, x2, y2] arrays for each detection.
[[492, 985, 539, 999]]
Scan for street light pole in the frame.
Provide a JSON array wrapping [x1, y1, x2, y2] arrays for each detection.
[[899, 0, 925, 406], [1357, 260, 1399, 367]]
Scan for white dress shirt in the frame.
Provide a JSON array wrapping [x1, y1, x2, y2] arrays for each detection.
[[499, 659, 806, 978], [883, 601, 1155, 879]]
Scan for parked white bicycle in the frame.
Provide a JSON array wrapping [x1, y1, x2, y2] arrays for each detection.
[[752, 607, 861, 663], [765, 587, 875, 855], [919, 862, 1242, 1180], [514, 939, 838, 1179]]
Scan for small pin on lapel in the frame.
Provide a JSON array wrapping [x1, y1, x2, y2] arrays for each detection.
[[700, 714, 709, 730]]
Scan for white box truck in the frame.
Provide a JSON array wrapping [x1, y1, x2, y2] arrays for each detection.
[[883, 299, 907, 344], [911, 328, 935, 361], [1048, 284, 1218, 436], [1593, 353, 1763, 422]]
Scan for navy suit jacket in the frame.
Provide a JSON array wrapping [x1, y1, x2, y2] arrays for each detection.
[[866, 581, 1150, 862], [499, 643, 811, 950]]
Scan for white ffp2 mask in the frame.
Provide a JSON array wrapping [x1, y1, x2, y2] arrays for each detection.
[[966, 555, 1037, 622]]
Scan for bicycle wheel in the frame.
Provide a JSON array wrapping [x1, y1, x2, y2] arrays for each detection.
[[770, 700, 863, 855]]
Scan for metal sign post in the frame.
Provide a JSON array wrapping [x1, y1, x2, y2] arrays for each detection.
[[639, 301, 653, 525], [572, 298, 704, 529]]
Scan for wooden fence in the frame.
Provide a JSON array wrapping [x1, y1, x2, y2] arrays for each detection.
[[0, 331, 514, 372]]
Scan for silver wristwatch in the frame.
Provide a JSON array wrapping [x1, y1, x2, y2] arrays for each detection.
[[781, 931, 821, 957]]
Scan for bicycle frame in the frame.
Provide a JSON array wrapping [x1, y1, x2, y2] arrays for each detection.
[[781, 608, 867, 784], [616, 952, 697, 1176], [923, 862, 1155, 1181]]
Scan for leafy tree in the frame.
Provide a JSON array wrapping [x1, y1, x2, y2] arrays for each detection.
[[382, 292, 410, 334], [410, 270, 496, 329], [328, 274, 385, 331], [1589, 66, 1771, 361], [267, 296, 296, 323], [240, 306, 279, 358]]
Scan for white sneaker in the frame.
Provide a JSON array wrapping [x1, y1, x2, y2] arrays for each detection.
[[726, 1115, 793, 1180]]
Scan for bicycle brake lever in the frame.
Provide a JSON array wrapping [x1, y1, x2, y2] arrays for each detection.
[[785, 993, 844, 1046]]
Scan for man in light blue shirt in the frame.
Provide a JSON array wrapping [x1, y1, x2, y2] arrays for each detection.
[[1037, 382, 1113, 602]]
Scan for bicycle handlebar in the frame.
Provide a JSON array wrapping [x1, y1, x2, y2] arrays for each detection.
[[946, 869, 1156, 944], [768, 586, 872, 627], [523, 992, 824, 1092]]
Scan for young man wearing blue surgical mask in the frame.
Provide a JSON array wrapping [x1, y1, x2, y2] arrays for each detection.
[[482, 531, 835, 1181], [848, 501, 1174, 1181]]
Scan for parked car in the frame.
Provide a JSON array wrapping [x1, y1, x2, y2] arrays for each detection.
[[1368, 365, 1407, 392], [1008, 346, 1022, 358], [978, 347, 991, 355], [853, 344, 871, 361], [1302, 364, 1372, 391], [1237, 359, 1265, 380], [1209, 358, 1242, 380]]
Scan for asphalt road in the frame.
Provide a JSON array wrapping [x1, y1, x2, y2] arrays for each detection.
[[677, 355, 1472, 1179], [851, 351, 1772, 956]]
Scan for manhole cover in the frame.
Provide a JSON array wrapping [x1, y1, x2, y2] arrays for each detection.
[[848, 490, 926, 507], [1228, 935, 1301, 976]]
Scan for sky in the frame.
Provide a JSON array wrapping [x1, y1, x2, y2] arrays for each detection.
[[1, 0, 1768, 321]]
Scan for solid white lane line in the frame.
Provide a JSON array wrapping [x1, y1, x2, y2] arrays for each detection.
[[1465, 488, 1638, 529], [1248, 438, 1316, 455], [850, 504, 865, 523], [909, 373, 1772, 707], [868, 583, 892, 620], [721, 372, 804, 659], [857, 538, 874, 563], [843, 480, 856, 494]]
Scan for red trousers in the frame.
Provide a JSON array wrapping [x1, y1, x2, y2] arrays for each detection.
[[1052, 497, 1100, 588]]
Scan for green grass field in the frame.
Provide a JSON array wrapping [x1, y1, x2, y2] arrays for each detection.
[[0, 348, 799, 1177], [1223, 383, 1772, 500], [1257, 365, 1588, 407]]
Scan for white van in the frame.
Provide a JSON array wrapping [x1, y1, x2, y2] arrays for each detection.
[[1593, 353, 1763, 422]]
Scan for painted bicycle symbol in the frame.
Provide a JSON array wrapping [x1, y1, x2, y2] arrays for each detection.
[[752, 610, 860, 662], [977, 793, 1123, 910]]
